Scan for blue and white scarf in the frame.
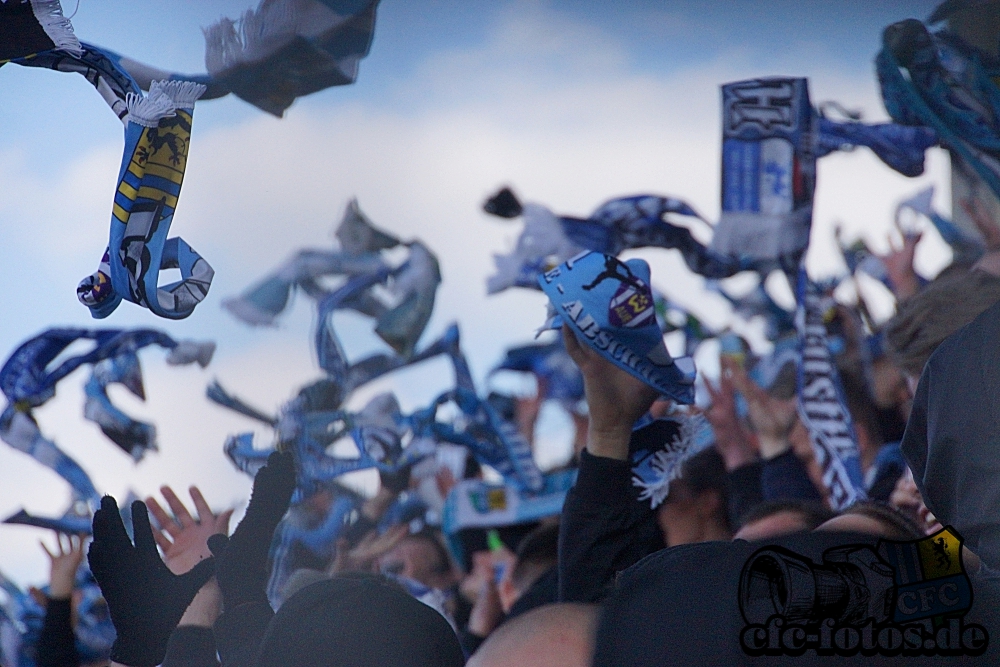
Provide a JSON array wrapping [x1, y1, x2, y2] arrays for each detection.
[[201, 0, 382, 116], [486, 194, 750, 293], [224, 200, 440, 361], [0, 328, 213, 505], [896, 185, 984, 265], [2, 0, 380, 118], [77, 81, 214, 320], [794, 270, 866, 510], [877, 19, 1000, 199], [629, 413, 715, 508], [816, 116, 938, 177], [0, 0, 80, 63], [490, 340, 584, 409], [711, 77, 816, 270]]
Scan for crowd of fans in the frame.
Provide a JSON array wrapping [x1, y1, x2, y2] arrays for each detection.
[[5, 223, 1000, 665]]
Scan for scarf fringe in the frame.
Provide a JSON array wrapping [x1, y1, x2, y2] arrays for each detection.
[[124, 88, 177, 128], [150, 79, 207, 109], [203, 0, 298, 74], [28, 0, 83, 57]]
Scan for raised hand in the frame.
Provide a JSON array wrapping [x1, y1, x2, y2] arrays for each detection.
[[880, 231, 923, 301], [146, 485, 233, 575], [207, 450, 296, 608], [704, 358, 759, 470], [726, 359, 799, 460], [41, 533, 87, 599], [562, 324, 658, 460], [88, 496, 216, 667]]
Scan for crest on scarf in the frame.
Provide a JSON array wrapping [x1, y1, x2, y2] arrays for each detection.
[[608, 276, 654, 329], [878, 527, 974, 624]]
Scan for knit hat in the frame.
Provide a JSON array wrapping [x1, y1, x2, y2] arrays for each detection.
[[255, 574, 465, 667]]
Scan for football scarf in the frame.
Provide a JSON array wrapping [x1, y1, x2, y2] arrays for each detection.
[[314, 242, 441, 371], [629, 414, 714, 508], [83, 353, 156, 461], [441, 468, 578, 537], [409, 331, 544, 492], [224, 201, 440, 360], [218, 326, 467, 491], [2, 0, 380, 117], [5, 41, 141, 121], [836, 233, 893, 291], [878, 19, 1000, 200], [897, 186, 984, 265], [0, 328, 213, 504], [202, 0, 381, 116], [2, 506, 92, 535], [0, 0, 80, 62], [794, 269, 866, 510], [538, 252, 697, 404], [78, 81, 214, 320], [485, 194, 750, 293], [710, 77, 816, 270], [816, 116, 938, 177], [491, 340, 585, 409]]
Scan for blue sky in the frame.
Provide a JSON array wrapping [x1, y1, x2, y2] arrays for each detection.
[[0, 0, 947, 583]]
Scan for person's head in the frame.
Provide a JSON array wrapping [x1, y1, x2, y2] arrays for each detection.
[[378, 528, 457, 591], [468, 603, 598, 667], [733, 500, 836, 541], [814, 500, 924, 539], [257, 573, 465, 667], [498, 521, 559, 614], [885, 266, 1000, 380], [656, 448, 731, 546]]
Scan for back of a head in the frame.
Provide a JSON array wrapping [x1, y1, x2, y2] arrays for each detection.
[[469, 603, 598, 667], [884, 267, 1000, 377], [678, 448, 730, 528], [256, 574, 464, 667], [735, 499, 835, 540], [510, 521, 559, 591]]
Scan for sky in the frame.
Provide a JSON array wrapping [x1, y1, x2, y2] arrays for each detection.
[[0, 0, 949, 584]]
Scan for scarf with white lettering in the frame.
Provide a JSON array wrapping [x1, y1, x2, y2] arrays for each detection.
[[1, 0, 380, 117], [711, 77, 816, 270], [795, 269, 866, 510], [538, 252, 697, 404]]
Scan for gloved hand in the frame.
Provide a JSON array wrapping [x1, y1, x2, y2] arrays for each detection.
[[378, 462, 413, 495], [208, 450, 296, 608], [88, 496, 215, 667]]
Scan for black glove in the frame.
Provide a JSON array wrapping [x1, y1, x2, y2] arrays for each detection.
[[88, 496, 215, 667], [378, 462, 412, 495], [208, 450, 295, 608]]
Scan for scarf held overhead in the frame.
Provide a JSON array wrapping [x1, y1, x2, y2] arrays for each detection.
[[78, 81, 214, 320], [795, 270, 866, 510]]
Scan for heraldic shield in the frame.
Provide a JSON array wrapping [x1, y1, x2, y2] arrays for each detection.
[[877, 526, 973, 624]]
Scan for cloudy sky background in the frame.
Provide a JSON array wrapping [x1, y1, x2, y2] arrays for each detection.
[[0, 0, 948, 583]]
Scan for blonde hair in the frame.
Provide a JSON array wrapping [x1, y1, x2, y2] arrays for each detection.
[[885, 268, 1000, 377]]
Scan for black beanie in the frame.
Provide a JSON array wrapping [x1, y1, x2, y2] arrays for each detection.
[[255, 574, 465, 667]]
